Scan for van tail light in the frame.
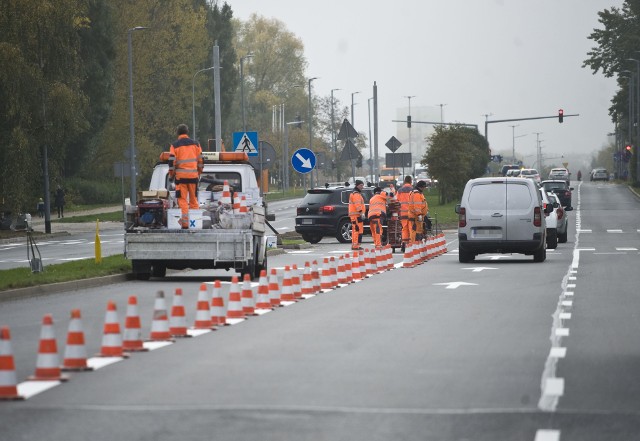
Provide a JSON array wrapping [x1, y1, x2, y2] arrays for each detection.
[[458, 207, 466, 228], [319, 205, 335, 214], [534, 206, 542, 227]]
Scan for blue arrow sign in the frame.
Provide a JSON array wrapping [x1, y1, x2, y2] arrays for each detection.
[[232, 131, 259, 156], [291, 148, 316, 174]]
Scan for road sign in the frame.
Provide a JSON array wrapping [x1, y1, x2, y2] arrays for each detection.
[[340, 139, 362, 161], [232, 131, 259, 156], [337, 119, 359, 140], [291, 148, 316, 174], [385, 136, 402, 152], [248, 141, 276, 170]]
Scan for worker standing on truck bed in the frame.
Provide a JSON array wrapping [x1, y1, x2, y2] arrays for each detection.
[[168, 124, 203, 229]]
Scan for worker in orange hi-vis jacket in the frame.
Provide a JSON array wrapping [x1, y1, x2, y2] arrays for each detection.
[[168, 124, 203, 229], [367, 187, 387, 248], [348, 180, 366, 250], [409, 180, 429, 242], [396, 175, 414, 248]]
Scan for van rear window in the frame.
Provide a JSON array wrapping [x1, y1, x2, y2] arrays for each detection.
[[468, 182, 532, 210], [506, 184, 533, 209]]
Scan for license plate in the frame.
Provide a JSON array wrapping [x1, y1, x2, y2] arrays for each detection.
[[472, 228, 500, 238], [301, 219, 313, 225]]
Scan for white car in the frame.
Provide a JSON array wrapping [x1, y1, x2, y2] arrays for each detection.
[[539, 188, 560, 249], [520, 168, 541, 184], [547, 192, 568, 244]]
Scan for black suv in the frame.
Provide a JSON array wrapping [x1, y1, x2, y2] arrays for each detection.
[[540, 180, 573, 208], [295, 185, 382, 243]]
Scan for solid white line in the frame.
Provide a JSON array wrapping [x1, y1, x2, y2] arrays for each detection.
[[535, 429, 561, 441]]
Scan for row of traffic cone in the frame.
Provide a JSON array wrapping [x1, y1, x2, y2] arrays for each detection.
[[402, 233, 448, 268]]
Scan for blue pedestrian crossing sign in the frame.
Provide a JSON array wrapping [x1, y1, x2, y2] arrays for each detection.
[[291, 148, 316, 174], [233, 131, 259, 156]]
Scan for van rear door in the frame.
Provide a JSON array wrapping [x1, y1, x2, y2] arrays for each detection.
[[505, 180, 536, 240], [465, 180, 507, 240]]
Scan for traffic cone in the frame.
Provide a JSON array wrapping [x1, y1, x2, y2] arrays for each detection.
[[233, 192, 241, 214], [311, 260, 321, 293], [170, 288, 190, 337], [226, 276, 245, 319], [194, 283, 213, 329], [280, 266, 295, 302], [320, 258, 332, 291], [97, 302, 128, 358], [343, 253, 353, 284], [255, 270, 272, 310], [268, 268, 282, 307], [291, 264, 303, 299], [329, 257, 339, 288], [29, 314, 69, 381], [123, 296, 148, 352], [241, 274, 257, 315], [239, 195, 249, 214], [62, 309, 93, 371], [301, 261, 314, 296], [403, 243, 413, 268], [210, 280, 227, 326], [149, 291, 173, 341], [375, 248, 385, 272], [385, 245, 394, 270], [220, 180, 232, 205], [351, 252, 362, 281], [0, 326, 24, 400], [337, 256, 347, 285]]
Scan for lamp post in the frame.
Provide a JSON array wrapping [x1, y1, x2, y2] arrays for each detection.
[[308, 77, 318, 188], [280, 85, 302, 191], [192, 66, 214, 143], [331, 88, 341, 180], [127, 26, 147, 206], [240, 54, 254, 131], [351, 91, 361, 127], [628, 58, 640, 182], [404, 95, 416, 162], [437, 103, 447, 125], [367, 97, 374, 181]]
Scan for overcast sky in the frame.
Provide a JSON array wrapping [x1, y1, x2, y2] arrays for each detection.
[[227, 0, 623, 167]]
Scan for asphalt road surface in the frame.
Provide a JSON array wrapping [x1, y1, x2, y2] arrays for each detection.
[[1, 182, 639, 440]]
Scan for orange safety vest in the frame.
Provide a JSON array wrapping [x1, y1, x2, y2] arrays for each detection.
[[367, 193, 387, 219], [408, 189, 428, 219], [169, 134, 203, 182], [348, 190, 365, 219], [396, 183, 413, 219]]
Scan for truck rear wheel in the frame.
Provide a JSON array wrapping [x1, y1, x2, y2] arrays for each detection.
[[132, 260, 151, 280], [151, 264, 166, 278]]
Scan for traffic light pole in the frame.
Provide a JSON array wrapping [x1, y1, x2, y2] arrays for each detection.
[[484, 113, 579, 145]]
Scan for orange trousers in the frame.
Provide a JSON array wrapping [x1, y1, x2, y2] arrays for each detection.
[[401, 218, 411, 244], [351, 217, 363, 249], [176, 182, 199, 228], [369, 217, 383, 247]]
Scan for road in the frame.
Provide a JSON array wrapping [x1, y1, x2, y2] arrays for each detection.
[[1, 182, 639, 440], [0, 199, 302, 271]]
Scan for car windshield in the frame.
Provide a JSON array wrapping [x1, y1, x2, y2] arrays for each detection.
[[301, 191, 332, 205]]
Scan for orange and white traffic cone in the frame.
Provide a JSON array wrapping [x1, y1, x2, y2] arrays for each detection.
[[291, 264, 303, 299], [311, 260, 321, 293], [62, 309, 93, 371], [226, 276, 245, 320], [320, 258, 332, 291], [97, 302, 128, 358], [29, 314, 69, 381], [255, 270, 272, 310], [123, 296, 148, 352], [149, 291, 173, 341], [336, 256, 347, 285], [239, 195, 249, 214], [220, 180, 232, 205], [194, 283, 213, 329], [268, 268, 281, 307], [343, 253, 353, 284], [0, 326, 24, 400], [210, 280, 227, 326], [301, 261, 314, 296], [329, 257, 339, 288], [170, 288, 190, 337], [241, 274, 257, 315], [351, 252, 362, 281], [403, 243, 414, 268], [233, 192, 241, 214], [280, 266, 295, 302]]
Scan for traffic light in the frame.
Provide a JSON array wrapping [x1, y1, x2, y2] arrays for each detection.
[[625, 145, 633, 161], [407, 115, 412, 128], [558, 109, 564, 123]]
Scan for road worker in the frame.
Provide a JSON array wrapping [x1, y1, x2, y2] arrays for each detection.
[[348, 180, 366, 250], [168, 124, 203, 229], [409, 180, 429, 241], [396, 175, 414, 250], [368, 187, 387, 248]]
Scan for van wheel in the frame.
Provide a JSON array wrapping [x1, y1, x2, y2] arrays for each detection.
[[533, 246, 546, 262], [458, 248, 475, 263], [336, 219, 352, 243]]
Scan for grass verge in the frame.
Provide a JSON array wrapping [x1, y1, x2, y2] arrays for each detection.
[[0, 255, 131, 291], [55, 211, 123, 223]]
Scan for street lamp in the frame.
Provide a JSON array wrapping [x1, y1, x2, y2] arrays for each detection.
[[280, 84, 302, 191], [368, 97, 374, 181], [330, 88, 341, 180], [437, 103, 447, 125], [240, 53, 254, 131], [127, 25, 148, 206], [308, 77, 319, 188], [404, 95, 416, 162], [351, 91, 361, 127], [192, 66, 214, 143]]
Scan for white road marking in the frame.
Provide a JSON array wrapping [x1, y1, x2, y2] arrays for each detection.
[[16, 380, 61, 399], [566, 284, 576, 289], [535, 429, 561, 441], [607, 229, 623, 233], [462, 267, 497, 272], [559, 312, 571, 320], [549, 347, 567, 358], [543, 378, 565, 397], [561, 300, 573, 307], [616, 247, 638, 251], [555, 328, 569, 337], [577, 229, 591, 233], [432, 282, 478, 290]]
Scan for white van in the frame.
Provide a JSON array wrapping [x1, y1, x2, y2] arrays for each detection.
[[455, 177, 550, 263]]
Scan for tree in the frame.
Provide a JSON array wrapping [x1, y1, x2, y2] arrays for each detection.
[[423, 125, 490, 204]]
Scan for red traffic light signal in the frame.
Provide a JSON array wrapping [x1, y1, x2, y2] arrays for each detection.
[[558, 109, 564, 123], [626, 145, 632, 151]]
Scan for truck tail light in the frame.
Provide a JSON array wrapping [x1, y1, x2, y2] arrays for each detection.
[[458, 207, 466, 228], [534, 206, 542, 227]]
